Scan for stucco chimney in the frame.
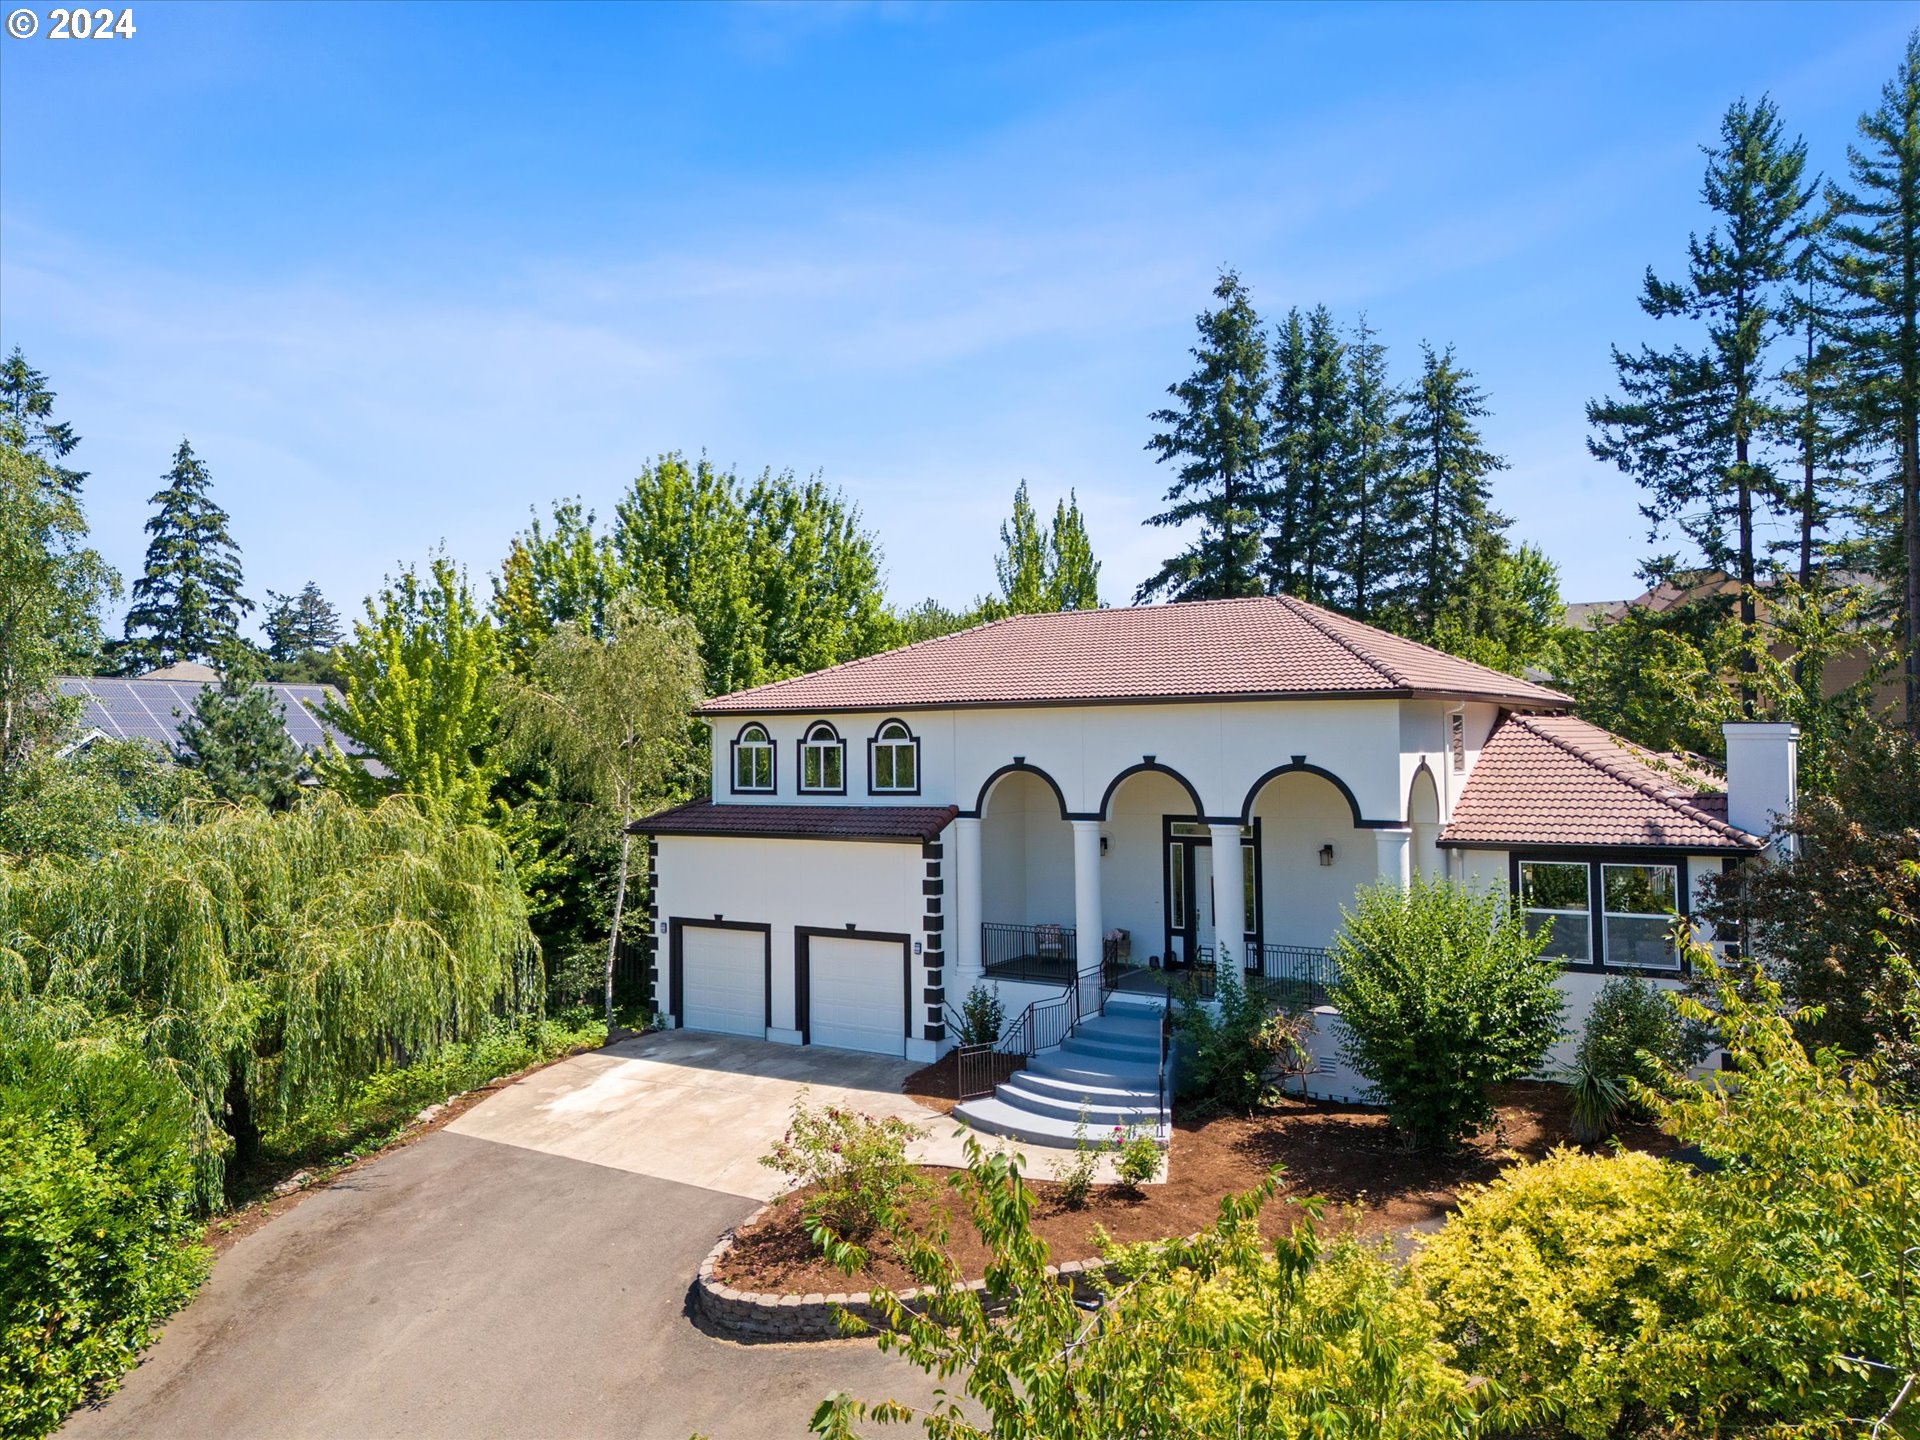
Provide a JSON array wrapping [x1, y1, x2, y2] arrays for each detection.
[[1722, 721, 1799, 857]]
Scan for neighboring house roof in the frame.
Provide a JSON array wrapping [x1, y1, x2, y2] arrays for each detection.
[[138, 661, 222, 682], [1440, 712, 1762, 853], [699, 596, 1572, 715], [629, 800, 959, 845], [54, 676, 349, 757]]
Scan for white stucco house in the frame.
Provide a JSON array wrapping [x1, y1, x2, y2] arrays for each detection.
[[633, 595, 1793, 1135]]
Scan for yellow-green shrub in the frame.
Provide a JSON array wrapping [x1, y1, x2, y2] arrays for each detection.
[[1412, 1147, 1705, 1438]]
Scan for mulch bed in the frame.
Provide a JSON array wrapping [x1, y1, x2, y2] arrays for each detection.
[[714, 1081, 1673, 1296]]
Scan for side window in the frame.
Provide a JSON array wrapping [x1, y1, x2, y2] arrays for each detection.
[[799, 722, 845, 794], [732, 724, 774, 793], [869, 720, 918, 793], [1601, 863, 1681, 970], [1518, 860, 1591, 964]]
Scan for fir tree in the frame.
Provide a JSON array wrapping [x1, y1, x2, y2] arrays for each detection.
[[1826, 32, 1920, 730], [1047, 490, 1100, 610], [1588, 96, 1815, 714], [175, 661, 305, 810], [120, 440, 253, 671], [1263, 309, 1312, 597], [263, 582, 344, 666], [1261, 307, 1350, 605], [1138, 271, 1270, 603], [1333, 315, 1411, 621], [1403, 344, 1510, 633], [0, 348, 86, 498]]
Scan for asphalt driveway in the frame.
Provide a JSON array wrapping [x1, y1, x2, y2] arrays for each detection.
[[61, 1033, 958, 1440]]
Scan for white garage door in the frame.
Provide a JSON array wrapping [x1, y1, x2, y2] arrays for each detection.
[[680, 925, 764, 1038], [808, 935, 906, 1056]]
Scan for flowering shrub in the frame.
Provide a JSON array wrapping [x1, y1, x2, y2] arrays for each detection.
[[758, 1090, 923, 1242]]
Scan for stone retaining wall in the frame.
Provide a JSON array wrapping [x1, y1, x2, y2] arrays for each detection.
[[693, 1203, 1116, 1343]]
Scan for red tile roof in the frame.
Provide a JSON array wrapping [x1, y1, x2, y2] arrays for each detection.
[[699, 596, 1572, 714], [630, 801, 957, 844], [1440, 713, 1761, 853]]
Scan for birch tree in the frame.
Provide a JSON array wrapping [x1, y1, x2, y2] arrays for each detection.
[[497, 592, 703, 1022]]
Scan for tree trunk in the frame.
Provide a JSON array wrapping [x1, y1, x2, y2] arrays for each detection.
[[223, 1067, 259, 1191], [1905, 427, 1919, 733], [1736, 442, 1757, 719], [606, 826, 632, 1026]]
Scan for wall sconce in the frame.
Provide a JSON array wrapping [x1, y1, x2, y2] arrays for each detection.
[[1100, 835, 1109, 855], [1318, 844, 1335, 867]]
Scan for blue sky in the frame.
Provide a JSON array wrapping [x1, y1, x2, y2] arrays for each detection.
[[1, 1, 1912, 634]]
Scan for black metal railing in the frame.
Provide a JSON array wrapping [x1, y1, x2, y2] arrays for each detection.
[[1155, 1003, 1173, 1130], [953, 958, 1108, 1101], [1249, 943, 1339, 1010], [981, 922, 1078, 985]]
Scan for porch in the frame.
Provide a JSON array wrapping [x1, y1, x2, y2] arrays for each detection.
[[978, 920, 1338, 1009]]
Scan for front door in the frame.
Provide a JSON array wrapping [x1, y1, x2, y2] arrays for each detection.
[[1163, 820, 1262, 970]]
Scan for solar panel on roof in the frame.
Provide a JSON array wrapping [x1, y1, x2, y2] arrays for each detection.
[[51, 677, 350, 758]]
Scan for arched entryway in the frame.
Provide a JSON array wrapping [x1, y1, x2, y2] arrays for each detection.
[[978, 767, 1076, 982]]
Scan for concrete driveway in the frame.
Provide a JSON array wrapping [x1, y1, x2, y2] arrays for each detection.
[[61, 1033, 964, 1440]]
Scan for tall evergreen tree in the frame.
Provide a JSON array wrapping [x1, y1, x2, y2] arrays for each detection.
[[1332, 315, 1411, 621], [1588, 96, 1815, 714], [120, 440, 252, 672], [175, 667, 305, 810], [0, 348, 86, 498], [1261, 307, 1351, 605], [1402, 344, 1509, 633], [1047, 490, 1100, 610], [1778, 258, 1854, 587], [1138, 271, 1270, 603], [262, 582, 344, 666], [1826, 32, 1920, 730], [1263, 309, 1312, 597]]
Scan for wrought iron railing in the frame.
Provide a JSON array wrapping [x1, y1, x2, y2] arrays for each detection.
[[1250, 943, 1339, 1009], [952, 958, 1106, 1101], [1155, 1003, 1173, 1133], [981, 922, 1078, 985]]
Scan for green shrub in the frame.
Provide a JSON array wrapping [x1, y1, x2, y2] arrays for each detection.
[[0, 1010, 209, 1439], [1566, 976, 1706, 1141], [760, 1092, 924, 1243], [1330, 878, 1564, 1149], [955, 982, 1006, 1047], [1415, 958, 1920, 1436], [1050, 1110, 1099, 1209], [1174, 970, 1306, 1114], [1414, 1147, 1706, 1438], [1111, 1126, 1163, 1190]]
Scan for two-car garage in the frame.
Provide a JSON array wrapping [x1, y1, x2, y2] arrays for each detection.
[[669, 921, 910, 1058]]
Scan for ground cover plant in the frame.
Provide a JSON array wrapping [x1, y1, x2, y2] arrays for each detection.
[[1331, 877, 1564, 1148]]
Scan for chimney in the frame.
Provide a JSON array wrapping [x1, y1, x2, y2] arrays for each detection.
[[1722, 721, 1799, 858]]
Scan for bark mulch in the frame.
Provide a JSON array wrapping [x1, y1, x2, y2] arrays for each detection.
[[714, 1081, 1672, 1296]]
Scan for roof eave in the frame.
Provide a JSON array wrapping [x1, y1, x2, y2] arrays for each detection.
[[1437, 835, 1763, 854], [697, 686, 1573, 718]]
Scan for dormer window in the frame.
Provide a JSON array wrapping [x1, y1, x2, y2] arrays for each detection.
[[869, 719, 919, 794], [731, 723, 775, 793], [798, 722, 845, 794]]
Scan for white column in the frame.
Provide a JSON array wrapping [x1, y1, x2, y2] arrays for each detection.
[[1071, 820, 1103, 1004], [1375, 827, 1412, 891], [953, 816, 983, 995], [1208, 823, 1244, 975]]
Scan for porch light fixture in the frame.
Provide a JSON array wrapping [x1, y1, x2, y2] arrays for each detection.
[[1318, 844, 1335, 867], [1100, 835, 1109, 855]]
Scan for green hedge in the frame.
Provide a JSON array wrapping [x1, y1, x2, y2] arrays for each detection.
[[0, 1013, 207, 1440]]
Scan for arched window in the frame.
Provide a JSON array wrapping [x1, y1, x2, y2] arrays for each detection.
[[731, 723, 775, 793], [868, 719, 919, 794], [798, 721, 845, 794]]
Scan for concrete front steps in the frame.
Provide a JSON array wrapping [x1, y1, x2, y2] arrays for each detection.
[[953, 999, 1172, 1149]]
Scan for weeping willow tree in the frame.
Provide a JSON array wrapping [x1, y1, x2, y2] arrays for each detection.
[[0, 792, 539, 1206]]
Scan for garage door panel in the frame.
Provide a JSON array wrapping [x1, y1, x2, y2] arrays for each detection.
[[808, 935, 905, 1056], [681, 924, 765, 1038]]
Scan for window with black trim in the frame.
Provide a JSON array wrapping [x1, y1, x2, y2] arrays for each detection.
[[1601, 862, 1681, 970], [799, 721, 845, 793], [731, 723, 774, 793], [869, 720, 918, 794], [1519, 860, 1591, 963]]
